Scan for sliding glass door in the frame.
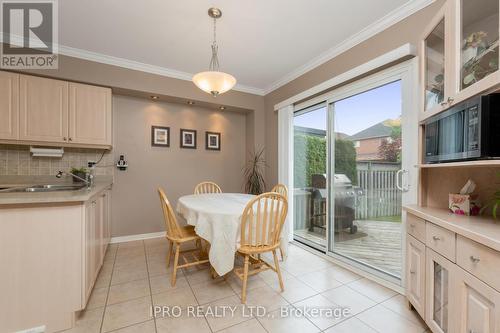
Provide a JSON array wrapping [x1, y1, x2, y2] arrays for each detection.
[[291, 61, 418, 283]]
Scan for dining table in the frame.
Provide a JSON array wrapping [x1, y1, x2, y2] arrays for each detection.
[[176, 192, 255, 275]]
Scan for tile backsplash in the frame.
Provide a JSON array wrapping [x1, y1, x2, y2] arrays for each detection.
[[0, 145, 114, 176]]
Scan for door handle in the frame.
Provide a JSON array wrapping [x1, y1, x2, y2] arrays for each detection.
[[396, 169, 410, 192]]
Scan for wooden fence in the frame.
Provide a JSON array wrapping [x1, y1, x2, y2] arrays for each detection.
[[355, 167, 401, 219]]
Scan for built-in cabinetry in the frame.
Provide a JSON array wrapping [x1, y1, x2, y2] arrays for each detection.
[[405, 207, 500, 333], [420, 0, 500, 120], [0, 71, 112, 148], [0, 185, 112, 332]]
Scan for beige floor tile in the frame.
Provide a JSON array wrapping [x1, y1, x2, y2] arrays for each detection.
[[62, 307, 104, 333], [156, 311, 211, 333], [111, 265, 148, 285], [152, 287, 198, 307], [144, 237, 167, 248], [321, 285, 376, 316], [325, 265, 363, 284], [109, 320, 155, 333], [324, 317, 377, 333], [357, 304, 427, 333], [381, 295, 427, 327], [281, 262, 320, 276], [226, 273, 267, 294], [117, 240, 144, 249], [182, 265, 216, 285], [257, 306, 320, 333], [297, 269, 344, 293], [245, 285, 289, 312], [86, 287, 108, 310], [150, 274, 188, 294], [147, 259, 176, 277], [347, 278, 397, 303], [190, 278, 236, 304], [267, 277, 318, 303], [203, 295, 252, 331], [293, 294, 348, 330], [107, 279, 150, 305], [101, 296, 152, 332], [114, 255, 147, 269], [259, 267, 294, 285], [94, 267, 113, 289], [218, 318, 267, 333]]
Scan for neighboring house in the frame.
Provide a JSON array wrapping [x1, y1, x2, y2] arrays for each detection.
[[294, 126, 348, 140], [347, 119, 400, 161]]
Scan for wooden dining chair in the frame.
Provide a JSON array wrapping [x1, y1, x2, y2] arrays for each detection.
[[234, 192, 288, 303], [194, 181, 222, 194], [271, 184, 288, 260], [158, 188, 209, 286]]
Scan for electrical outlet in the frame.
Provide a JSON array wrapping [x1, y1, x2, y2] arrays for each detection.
[[87, 161, 97, 168]]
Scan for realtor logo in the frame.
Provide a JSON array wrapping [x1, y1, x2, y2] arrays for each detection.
[[1, 0, 58, 69]]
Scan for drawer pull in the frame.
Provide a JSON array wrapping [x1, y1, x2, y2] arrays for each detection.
[[432, 236, 441, 241], [470, 256, 480, 263], [410, 270, 416, 274], [409, 224, 415, 228]]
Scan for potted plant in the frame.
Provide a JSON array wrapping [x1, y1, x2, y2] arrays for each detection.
[[70, 167, 88, 183], [243, 149, 266, 195]]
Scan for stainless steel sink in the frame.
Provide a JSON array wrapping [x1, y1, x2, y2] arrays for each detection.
[[0, 184, 87, 193]]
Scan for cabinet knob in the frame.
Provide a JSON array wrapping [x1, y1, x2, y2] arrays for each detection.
[[68, 137, 73, 141], [63, 137, 67, 141], [470, 256, 480, 263], [409, 223, 415, 228], [410, 270, 416, 274], [432, 236, 441, 241]]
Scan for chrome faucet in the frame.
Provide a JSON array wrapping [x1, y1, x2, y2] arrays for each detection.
[[56, 170, 93, 189]]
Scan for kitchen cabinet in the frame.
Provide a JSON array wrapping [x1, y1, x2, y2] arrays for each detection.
[[406, 234, 426, 318], [69, 82, 112, 146], [420, 0, 500, 120], [454, 266, 500, 333], [19, 75, 69, 143], [0, 71, 112, 148], [0, 71, 19, 140]]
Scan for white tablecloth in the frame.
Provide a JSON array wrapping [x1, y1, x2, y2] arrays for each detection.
[[176, 193, 255, 275]]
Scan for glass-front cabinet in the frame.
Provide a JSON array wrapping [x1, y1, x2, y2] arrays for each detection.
[[426, 248, 454, 333], [421, 0, 500, 119]]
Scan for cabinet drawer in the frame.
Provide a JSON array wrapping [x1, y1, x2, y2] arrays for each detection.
[[407, 213, 426, 242], [457, 235, 500, 292], [426, 222, 456, 262]]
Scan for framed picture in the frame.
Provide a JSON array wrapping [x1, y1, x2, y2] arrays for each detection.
[[206, 131, 221, 151], [180, 129, 197, 149], [151, 126, 170, 147]]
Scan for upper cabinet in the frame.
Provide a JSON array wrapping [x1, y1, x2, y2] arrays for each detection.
[[0, 71, 19, 140], [420, 0, 500, 120], [19, 75, 69, 143], [0, 72, 112, 148], [69, 83, 112, 146]]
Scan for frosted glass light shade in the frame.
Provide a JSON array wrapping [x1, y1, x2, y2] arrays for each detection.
[[192, 71, 236, 97]]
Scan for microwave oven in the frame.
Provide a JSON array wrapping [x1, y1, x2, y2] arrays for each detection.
[[423, 94, 500, 163]]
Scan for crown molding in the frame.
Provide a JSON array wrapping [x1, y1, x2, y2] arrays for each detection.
[[263, 0, 435, 95]]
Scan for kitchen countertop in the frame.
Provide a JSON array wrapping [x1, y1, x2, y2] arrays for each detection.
[[0, 176, 113, 205]]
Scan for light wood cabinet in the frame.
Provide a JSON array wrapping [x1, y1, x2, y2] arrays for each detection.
[[406, 235, 426, 318], [69, 83, 112, 146], [0, 71, 19, 140], [454, 266, 500, 333], [19, 75, 69, 143], [0, 71, 112, 148], [420, 0, 500, 121]]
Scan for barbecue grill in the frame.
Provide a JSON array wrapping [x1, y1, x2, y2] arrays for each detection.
[[310, 174, 364, 234]]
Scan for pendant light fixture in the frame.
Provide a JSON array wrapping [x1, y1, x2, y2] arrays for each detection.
[[192, 8, 236, 97]]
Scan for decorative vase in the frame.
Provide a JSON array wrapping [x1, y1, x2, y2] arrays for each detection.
[[462, 46, 478, 65]]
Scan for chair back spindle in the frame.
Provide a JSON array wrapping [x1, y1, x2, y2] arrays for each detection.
[[194, 181, 222, 194], [158, 188, 183, 240]]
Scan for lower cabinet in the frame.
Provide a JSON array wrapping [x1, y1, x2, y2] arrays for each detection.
[[406, 234, 426, 318], [454, 267, 500, 333], [82, 188, 111, 308]]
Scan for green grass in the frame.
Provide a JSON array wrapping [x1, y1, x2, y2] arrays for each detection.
[[371, 215, 402, 223]]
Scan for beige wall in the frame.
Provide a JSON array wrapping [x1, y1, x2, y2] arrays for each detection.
[[111, 95, 247, 236], [263, 0, 445, 186]]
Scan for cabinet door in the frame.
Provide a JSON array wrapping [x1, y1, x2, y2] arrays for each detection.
[[454, 266, 500, 333], [94, 196, 104, 273], [450, 0, 500, 103], [0, 71, 19, 140], [83, 201, 95, 306], [420, 3, 450, 117], [69, 83, 112, 146], [19, 75, 69, 143], [426, 248, 455, 333], [406, 235, 426, 318]]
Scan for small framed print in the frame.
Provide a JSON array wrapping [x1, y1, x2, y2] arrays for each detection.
[[180, 129, 197, 149], [206, 132, 221, 151], [151, 126, 170, 147]]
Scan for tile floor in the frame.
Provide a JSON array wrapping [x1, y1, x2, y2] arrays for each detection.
[[64, 238, 429, 333]]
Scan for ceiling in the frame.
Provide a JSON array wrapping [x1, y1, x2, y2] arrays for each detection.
[[57, 0, 432, 95]]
